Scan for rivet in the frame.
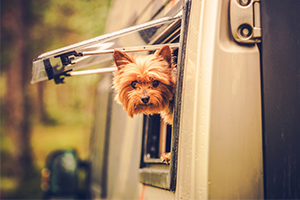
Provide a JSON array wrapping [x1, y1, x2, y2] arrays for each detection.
[[239, 0, 251, 6], [237, 24, 253, 39]]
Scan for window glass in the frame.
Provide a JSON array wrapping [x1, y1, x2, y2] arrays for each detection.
[[31, 15, 181, 84]]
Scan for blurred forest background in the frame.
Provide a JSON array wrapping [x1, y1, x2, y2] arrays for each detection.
[[1, 0, 111, 198]]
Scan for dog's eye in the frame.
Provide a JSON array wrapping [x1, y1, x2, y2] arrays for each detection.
[[152, 80, 159, 88], [131, 81, 138, 89]]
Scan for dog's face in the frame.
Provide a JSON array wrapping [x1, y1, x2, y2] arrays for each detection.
[[113, 45, 175, 117]]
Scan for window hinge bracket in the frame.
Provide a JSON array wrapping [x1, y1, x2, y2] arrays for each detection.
[[230, 0, 261, 44]]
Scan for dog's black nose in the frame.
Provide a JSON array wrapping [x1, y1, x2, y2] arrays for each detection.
[[141, 96, 150, 104]]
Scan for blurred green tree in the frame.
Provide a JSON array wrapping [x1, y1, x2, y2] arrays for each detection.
[[1, 0, 34, 181], [1, 0, 111, 198]]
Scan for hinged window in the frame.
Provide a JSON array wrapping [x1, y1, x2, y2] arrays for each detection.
[[31, 15, 181, 84]]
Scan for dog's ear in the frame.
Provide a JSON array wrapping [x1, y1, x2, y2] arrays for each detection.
[[113, 50, 133, 70], [155, 45, 172, 66]]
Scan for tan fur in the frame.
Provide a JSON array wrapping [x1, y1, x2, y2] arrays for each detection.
[[113, 45, 176, 125]]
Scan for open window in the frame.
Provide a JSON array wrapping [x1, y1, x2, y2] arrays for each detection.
[[139, 33, 179, 188], [31, 0, 190, 192], [138, 0, 190, 191], [140, 15, 180, 164]]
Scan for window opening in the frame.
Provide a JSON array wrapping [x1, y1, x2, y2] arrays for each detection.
[[141, 46, 178, 164], [138, 0, 191, 191]]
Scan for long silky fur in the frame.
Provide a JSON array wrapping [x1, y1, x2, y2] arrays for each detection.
[[113, 46, 176, 125]]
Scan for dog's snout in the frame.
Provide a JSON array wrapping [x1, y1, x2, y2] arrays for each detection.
[[141, 90, 150, 104], [141, 96, 150, 104]]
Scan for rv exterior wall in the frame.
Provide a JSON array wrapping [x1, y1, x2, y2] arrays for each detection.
[[176, 0, 264, 199]]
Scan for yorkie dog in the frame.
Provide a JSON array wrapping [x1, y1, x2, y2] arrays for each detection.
[[112, 45, 176, 164], [112, 45, 176, 125]]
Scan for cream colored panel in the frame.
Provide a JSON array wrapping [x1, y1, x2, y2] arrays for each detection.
[[176, 0, 263, 199], [176, 0, 207, 198]]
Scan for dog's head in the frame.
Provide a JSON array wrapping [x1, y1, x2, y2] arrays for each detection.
[[113, 45, 176, 117]]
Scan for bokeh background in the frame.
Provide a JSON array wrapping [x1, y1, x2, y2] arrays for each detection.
[[1, 0, 111, 198]]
